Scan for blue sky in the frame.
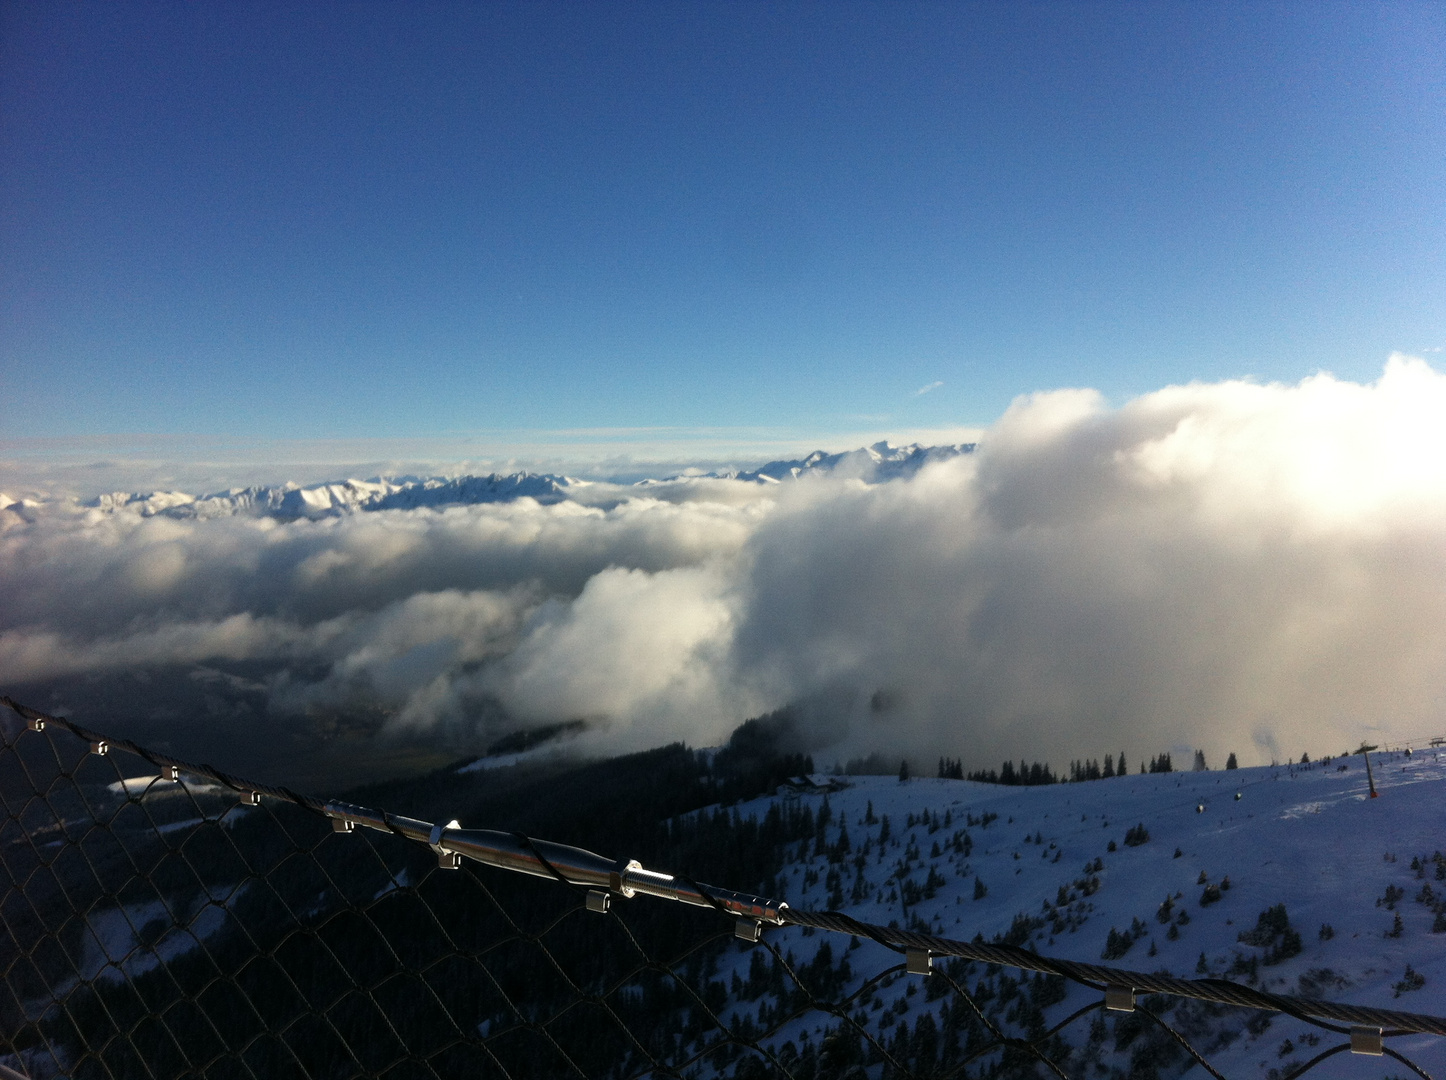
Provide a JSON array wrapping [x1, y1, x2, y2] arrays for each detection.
[[2, 1, 1443, 451]]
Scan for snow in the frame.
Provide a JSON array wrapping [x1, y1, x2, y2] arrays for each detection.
[[684, 751, 1446, 1076], [80, 888, 243, 985], [72, 472, 581, 520], [456, 746, 561, 773], [659, 441, 976, 485], [23, 441, 974, 522], [106, 775, 223, 796]]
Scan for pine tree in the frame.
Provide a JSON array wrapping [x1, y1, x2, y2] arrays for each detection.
[[898, 759, 910, 782], [1226, 752, 1238, 769]]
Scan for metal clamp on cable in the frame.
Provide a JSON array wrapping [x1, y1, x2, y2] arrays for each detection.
[[331, 815, 355, 833], [26, 717, 44, 732], [906, 948, 932, 975], [240, 791, 261, 806], [1350, 1026, 1383, 1055], [1105, 986, 1136, 1012], [430, 819, 462, 869], [586, 890, 611, 913], [89, 740, 108, 756], [162, 765, 179, 781]]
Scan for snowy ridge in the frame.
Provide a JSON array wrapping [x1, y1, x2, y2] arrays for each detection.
[[698, 752, 1445, 1077], [17, 440, 975, 520], [658, 440, 975, 485], [83, 472, 581, 520]]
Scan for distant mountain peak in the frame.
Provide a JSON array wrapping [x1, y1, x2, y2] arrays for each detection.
[[82, 472, 581, 520], [67, 441, 977, 519], [664, 440, 975, 485]]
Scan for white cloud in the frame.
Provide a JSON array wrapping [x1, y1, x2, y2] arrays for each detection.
[[914, 381, 944, 396], [5, 356, 1446, 768]]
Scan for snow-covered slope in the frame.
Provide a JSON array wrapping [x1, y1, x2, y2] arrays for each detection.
[[699, 751, 1445, 1077]]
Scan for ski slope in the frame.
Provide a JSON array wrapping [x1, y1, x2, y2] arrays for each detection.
[[705, 750, 1446, 1077]]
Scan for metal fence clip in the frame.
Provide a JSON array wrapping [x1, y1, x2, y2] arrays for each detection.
[[1105, 985, 1136, 1012], [734, 919, 763, 943], [1350, 1026, 1383, 1055]]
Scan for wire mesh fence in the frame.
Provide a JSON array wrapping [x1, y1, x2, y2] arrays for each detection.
[[2, 695, 1442, 1080]]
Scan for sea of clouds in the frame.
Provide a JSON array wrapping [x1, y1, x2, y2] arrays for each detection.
[[4, 356, 1446, 770]]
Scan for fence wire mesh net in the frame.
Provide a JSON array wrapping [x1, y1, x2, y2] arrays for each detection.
[[1, 700, 1441, 1080]]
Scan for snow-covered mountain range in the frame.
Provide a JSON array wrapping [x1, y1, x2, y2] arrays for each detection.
[[662, 441, 975, 486], [1, 440, 975, 521], [85, 471, 582, 519]]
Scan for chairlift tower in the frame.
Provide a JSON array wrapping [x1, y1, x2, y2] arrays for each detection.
[[1356, 743, 1379, 798]]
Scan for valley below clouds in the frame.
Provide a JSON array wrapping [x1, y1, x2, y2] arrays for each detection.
[[5, 356, 1446, 780]]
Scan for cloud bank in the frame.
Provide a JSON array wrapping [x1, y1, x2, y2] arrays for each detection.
[[5, 357, 1446, 769]]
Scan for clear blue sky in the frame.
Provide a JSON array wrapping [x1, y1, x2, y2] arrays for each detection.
[[2, 1, 1442, 444]]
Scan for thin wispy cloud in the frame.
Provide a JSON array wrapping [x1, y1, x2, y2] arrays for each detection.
[[914, 381, 944, 397]]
